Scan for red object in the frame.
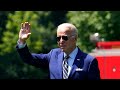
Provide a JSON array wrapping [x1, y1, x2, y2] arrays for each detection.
[[90, 41, 120, 79], [96, 41, 120, 49], [96, 56, 120, 79]]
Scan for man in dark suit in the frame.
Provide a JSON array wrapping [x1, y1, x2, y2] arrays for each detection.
[[16, 22, 100, 79]]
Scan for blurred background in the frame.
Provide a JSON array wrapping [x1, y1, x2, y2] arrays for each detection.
[[0, 11, 120, 79]]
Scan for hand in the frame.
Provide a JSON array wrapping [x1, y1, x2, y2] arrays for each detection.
[[19, 22, 31, 44]]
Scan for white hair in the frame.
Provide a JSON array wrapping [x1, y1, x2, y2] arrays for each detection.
[[57, 23, 78, 37]]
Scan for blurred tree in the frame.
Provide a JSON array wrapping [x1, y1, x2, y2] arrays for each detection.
[[0, 11, 14, 43], [66, 11, 120, 52], [0, 11, 52, 79], [105, 11, 120, 41]]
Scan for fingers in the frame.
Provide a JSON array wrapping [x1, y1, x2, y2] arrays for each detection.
[[28, 33, 31, 35], [25, 22, 29, 30], [27, 33, 31, 37], [21, 23, 23, 29], [27, 23, 30, 33], [21, 22, 31, 33]]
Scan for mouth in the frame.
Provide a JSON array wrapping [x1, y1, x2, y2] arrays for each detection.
[[60, 44, 66, 48], [59, 43, 66, 49], [60, 47, 64, 49], [59, 45, 66, 50]]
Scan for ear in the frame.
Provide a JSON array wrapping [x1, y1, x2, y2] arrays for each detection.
[[75, 36, 77, 40], [72, 36, 77, 41]]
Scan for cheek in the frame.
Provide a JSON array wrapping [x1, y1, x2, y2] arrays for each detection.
[[67, 40, 75, 46], [57, 42, 62, 47], [70, 38, 76, 43], [65, 41, 71, 47], [57, 42, 60, 45]]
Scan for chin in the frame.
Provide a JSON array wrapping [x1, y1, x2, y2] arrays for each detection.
[[60, 47, 65, 52]]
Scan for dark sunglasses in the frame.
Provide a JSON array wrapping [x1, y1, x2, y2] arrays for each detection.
[[56, 36, 68, 41]]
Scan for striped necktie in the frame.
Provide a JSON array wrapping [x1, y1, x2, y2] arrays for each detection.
[[62, 55, 69, 79]]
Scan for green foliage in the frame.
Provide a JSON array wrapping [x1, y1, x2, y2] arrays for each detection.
[[0, 11, 14, 44], [66, 11, 117, 52], [105, 11, 120, 41], [0, 11, 53, 79]]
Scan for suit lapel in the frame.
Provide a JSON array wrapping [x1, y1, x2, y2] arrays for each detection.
[[69, 48, 85, 78]]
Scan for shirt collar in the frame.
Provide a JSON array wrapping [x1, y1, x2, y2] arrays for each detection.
[[64, 47, 78, 59]]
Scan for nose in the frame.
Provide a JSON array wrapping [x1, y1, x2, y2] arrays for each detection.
[[59, 37, 64, 42]]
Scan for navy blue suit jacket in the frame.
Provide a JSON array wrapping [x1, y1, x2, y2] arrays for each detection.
[[16, 45, 100, 80]]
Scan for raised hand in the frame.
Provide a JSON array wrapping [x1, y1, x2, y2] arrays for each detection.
[[19, 22, 31, 44]]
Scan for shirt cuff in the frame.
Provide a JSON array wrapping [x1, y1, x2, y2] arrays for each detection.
[[17, 40, 26, 49]]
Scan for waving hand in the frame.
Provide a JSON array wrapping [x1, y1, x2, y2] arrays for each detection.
[[19, 22, 31, 44]]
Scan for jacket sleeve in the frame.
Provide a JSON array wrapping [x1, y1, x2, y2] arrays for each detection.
[[16, 44, 50, 69], [88, 58, 101, 80]]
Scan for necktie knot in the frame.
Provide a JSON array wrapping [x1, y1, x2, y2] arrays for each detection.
[[64, 55, 70, 60]]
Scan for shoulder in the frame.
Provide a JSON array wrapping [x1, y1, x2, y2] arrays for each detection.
[[49, 48, 62, 54], [51, 48, 61, 52], [83, 53, 97, 65], [86, 54, 96, 61], [77, 47, 95, 61]]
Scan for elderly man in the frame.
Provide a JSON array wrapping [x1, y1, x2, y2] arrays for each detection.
[[16, 22, 100, 79]]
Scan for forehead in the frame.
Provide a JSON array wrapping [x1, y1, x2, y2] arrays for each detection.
[[57, 26, 72, 35]]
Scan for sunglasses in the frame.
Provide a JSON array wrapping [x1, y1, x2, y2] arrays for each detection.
[[56, 36, 69, 41]]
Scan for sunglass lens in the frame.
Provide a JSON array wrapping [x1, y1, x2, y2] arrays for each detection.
[[62, 36, 68, 41], [57, 37, 61, 41], [57, 36, 68, 41]]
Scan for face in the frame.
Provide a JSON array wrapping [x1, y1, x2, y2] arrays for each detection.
[[57, 26, 77, 55]]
